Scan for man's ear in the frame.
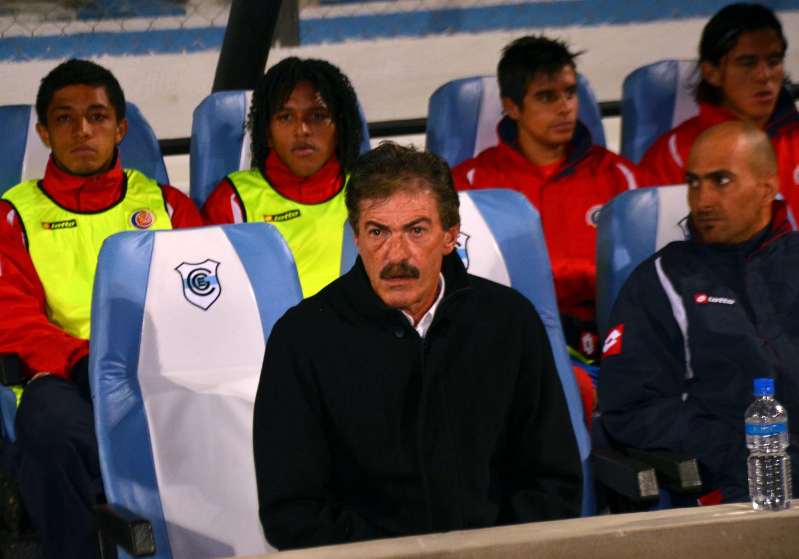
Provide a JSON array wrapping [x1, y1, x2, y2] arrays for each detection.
[[501, 97, 521, 121], [761, 174, 779, 206], [114, 118, 128, 145], [700, 61, 722, 88], [351, 221, 360, 250], [35, 122, 51, 149], [442, 223, 460, 254]]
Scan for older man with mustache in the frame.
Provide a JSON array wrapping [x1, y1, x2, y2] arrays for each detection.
[[599, 120, 799, 504], [253, 143, 582, 551]]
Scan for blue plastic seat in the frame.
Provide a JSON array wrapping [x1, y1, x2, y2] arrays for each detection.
[[456, 189, 594, 515], [620, 60, 700, 164], [91, 223, 303, 558], [0, 101, 168, 194], [189, 90, 371, 209], [595, 185, 689, 335], [426, 74, 606, 169]]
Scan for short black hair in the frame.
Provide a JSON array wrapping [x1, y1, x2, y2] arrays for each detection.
[[498, 35, 580, 107], [248, 57, 363, 172], [36, 59, 126, 125], [696, 3, 787, 104], [346, 142, 459, 231]]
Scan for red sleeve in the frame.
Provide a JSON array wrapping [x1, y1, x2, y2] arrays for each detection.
[[202, 179, 245, 225], [0, 201, 88, 379], [160, 185, 204, 228], [638, 132, 688, 187]]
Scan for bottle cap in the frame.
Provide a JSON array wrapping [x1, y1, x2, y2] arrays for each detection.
[[754, 378, 775, 397]]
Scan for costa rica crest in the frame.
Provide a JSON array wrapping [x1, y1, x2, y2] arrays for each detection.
[[175, 259, 222, 310], [130, 209, 155, 229]]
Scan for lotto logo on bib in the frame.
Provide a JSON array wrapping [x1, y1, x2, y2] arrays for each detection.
[[602, 324, 624, 357], [130, 209, 155, 229], [264, 209, 301, 223]]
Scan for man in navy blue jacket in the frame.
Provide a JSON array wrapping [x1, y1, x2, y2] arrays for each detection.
[[599, 120, 799, 502]]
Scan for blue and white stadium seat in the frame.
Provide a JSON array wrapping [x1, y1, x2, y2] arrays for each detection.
[[595, 185, 689, 335], [189, 90, 372, 209], [0, 102, 169, 194], [90, 223, 303, 558], [620, 60, 699, 164], [426, 75, 606, 169], [457, 189, 593, 515]]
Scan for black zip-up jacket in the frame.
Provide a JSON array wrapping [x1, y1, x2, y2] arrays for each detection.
[[598, 203, 799, 501], [253, 252, 582, 550]]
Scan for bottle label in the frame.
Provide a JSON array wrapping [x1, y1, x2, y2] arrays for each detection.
[[746, 422, 787, 436]]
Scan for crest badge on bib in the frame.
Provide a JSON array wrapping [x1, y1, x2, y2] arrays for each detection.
[[175, 259, 222, 310], [130, 209, 155, 230]]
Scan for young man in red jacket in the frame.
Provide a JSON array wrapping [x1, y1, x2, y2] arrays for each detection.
[[453, 36, 638, 410], [203, 57, 364, 298], [0, 59, 202, 559], [640, 3, 799, 215]]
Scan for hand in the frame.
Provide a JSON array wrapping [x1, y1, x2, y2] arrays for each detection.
[[30, 372, 51, 382]]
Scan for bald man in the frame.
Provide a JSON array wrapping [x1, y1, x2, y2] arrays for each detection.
[[598, 121, 799, 503]]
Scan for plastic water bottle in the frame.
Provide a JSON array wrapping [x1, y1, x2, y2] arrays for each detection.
[[745, 378, 792, 510]]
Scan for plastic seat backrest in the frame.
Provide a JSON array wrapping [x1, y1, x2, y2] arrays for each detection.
[[457, 188, 594, 515], [0, 102, 168, 194], [620, 59, 700, 164], [90, 223, 303, 558], [189, 90, 371, 209], [426, 75, 606, 169], [595, 185, 689, 335]]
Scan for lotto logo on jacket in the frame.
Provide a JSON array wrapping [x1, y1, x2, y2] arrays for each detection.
[[694, 293, 735, 305], [603, 324, 624, 357]]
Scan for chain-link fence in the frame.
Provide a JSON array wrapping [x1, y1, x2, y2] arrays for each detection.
[[0, 1, 795, 60], [0, 0, 230, 37]]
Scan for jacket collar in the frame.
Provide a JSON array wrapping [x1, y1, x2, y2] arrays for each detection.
[[496, 115, 593, 181], [262, 151, 344, 205], [335, 252, 471, 326], [688, 200, 793, 256], [697, 87, 799, 138], [40, 151, 125, 212]]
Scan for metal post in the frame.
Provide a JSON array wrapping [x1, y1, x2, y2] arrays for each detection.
[[212, 0, 283, 93], [273, 0, 299, 47]]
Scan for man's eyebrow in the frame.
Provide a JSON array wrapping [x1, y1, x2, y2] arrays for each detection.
[[685, 169, 733, 180], [402, 217, 432, 229], [363, 219, 388, 230]]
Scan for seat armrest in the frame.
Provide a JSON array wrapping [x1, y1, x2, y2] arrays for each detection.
[[624, 448, 703, 494], [95, 504, 155, 558], [592, 447, 660, 502], [0, 355, 23, 386]]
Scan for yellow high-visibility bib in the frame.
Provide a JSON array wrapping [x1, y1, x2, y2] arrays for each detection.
[[229, 169, 347, 297], [3, 169, 172, 339]]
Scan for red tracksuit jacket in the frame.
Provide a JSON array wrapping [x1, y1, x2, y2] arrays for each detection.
[[640, 90, 799, 214], [452, 117, 639, 323], [0, 157, 203, 380]]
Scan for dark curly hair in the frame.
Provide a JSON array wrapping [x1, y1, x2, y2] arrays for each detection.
[[247, 57, 363, 172], [498, 35, 580, 107], [346, 142, 459, 232], [696, 3, 787, 104], [36, 59, 126, 125]]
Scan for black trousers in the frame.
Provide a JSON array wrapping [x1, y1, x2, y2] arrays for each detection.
[[14, 374, 103, 559]]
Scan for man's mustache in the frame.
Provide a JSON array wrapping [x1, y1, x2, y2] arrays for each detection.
[[380, 261, 420, 280]]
